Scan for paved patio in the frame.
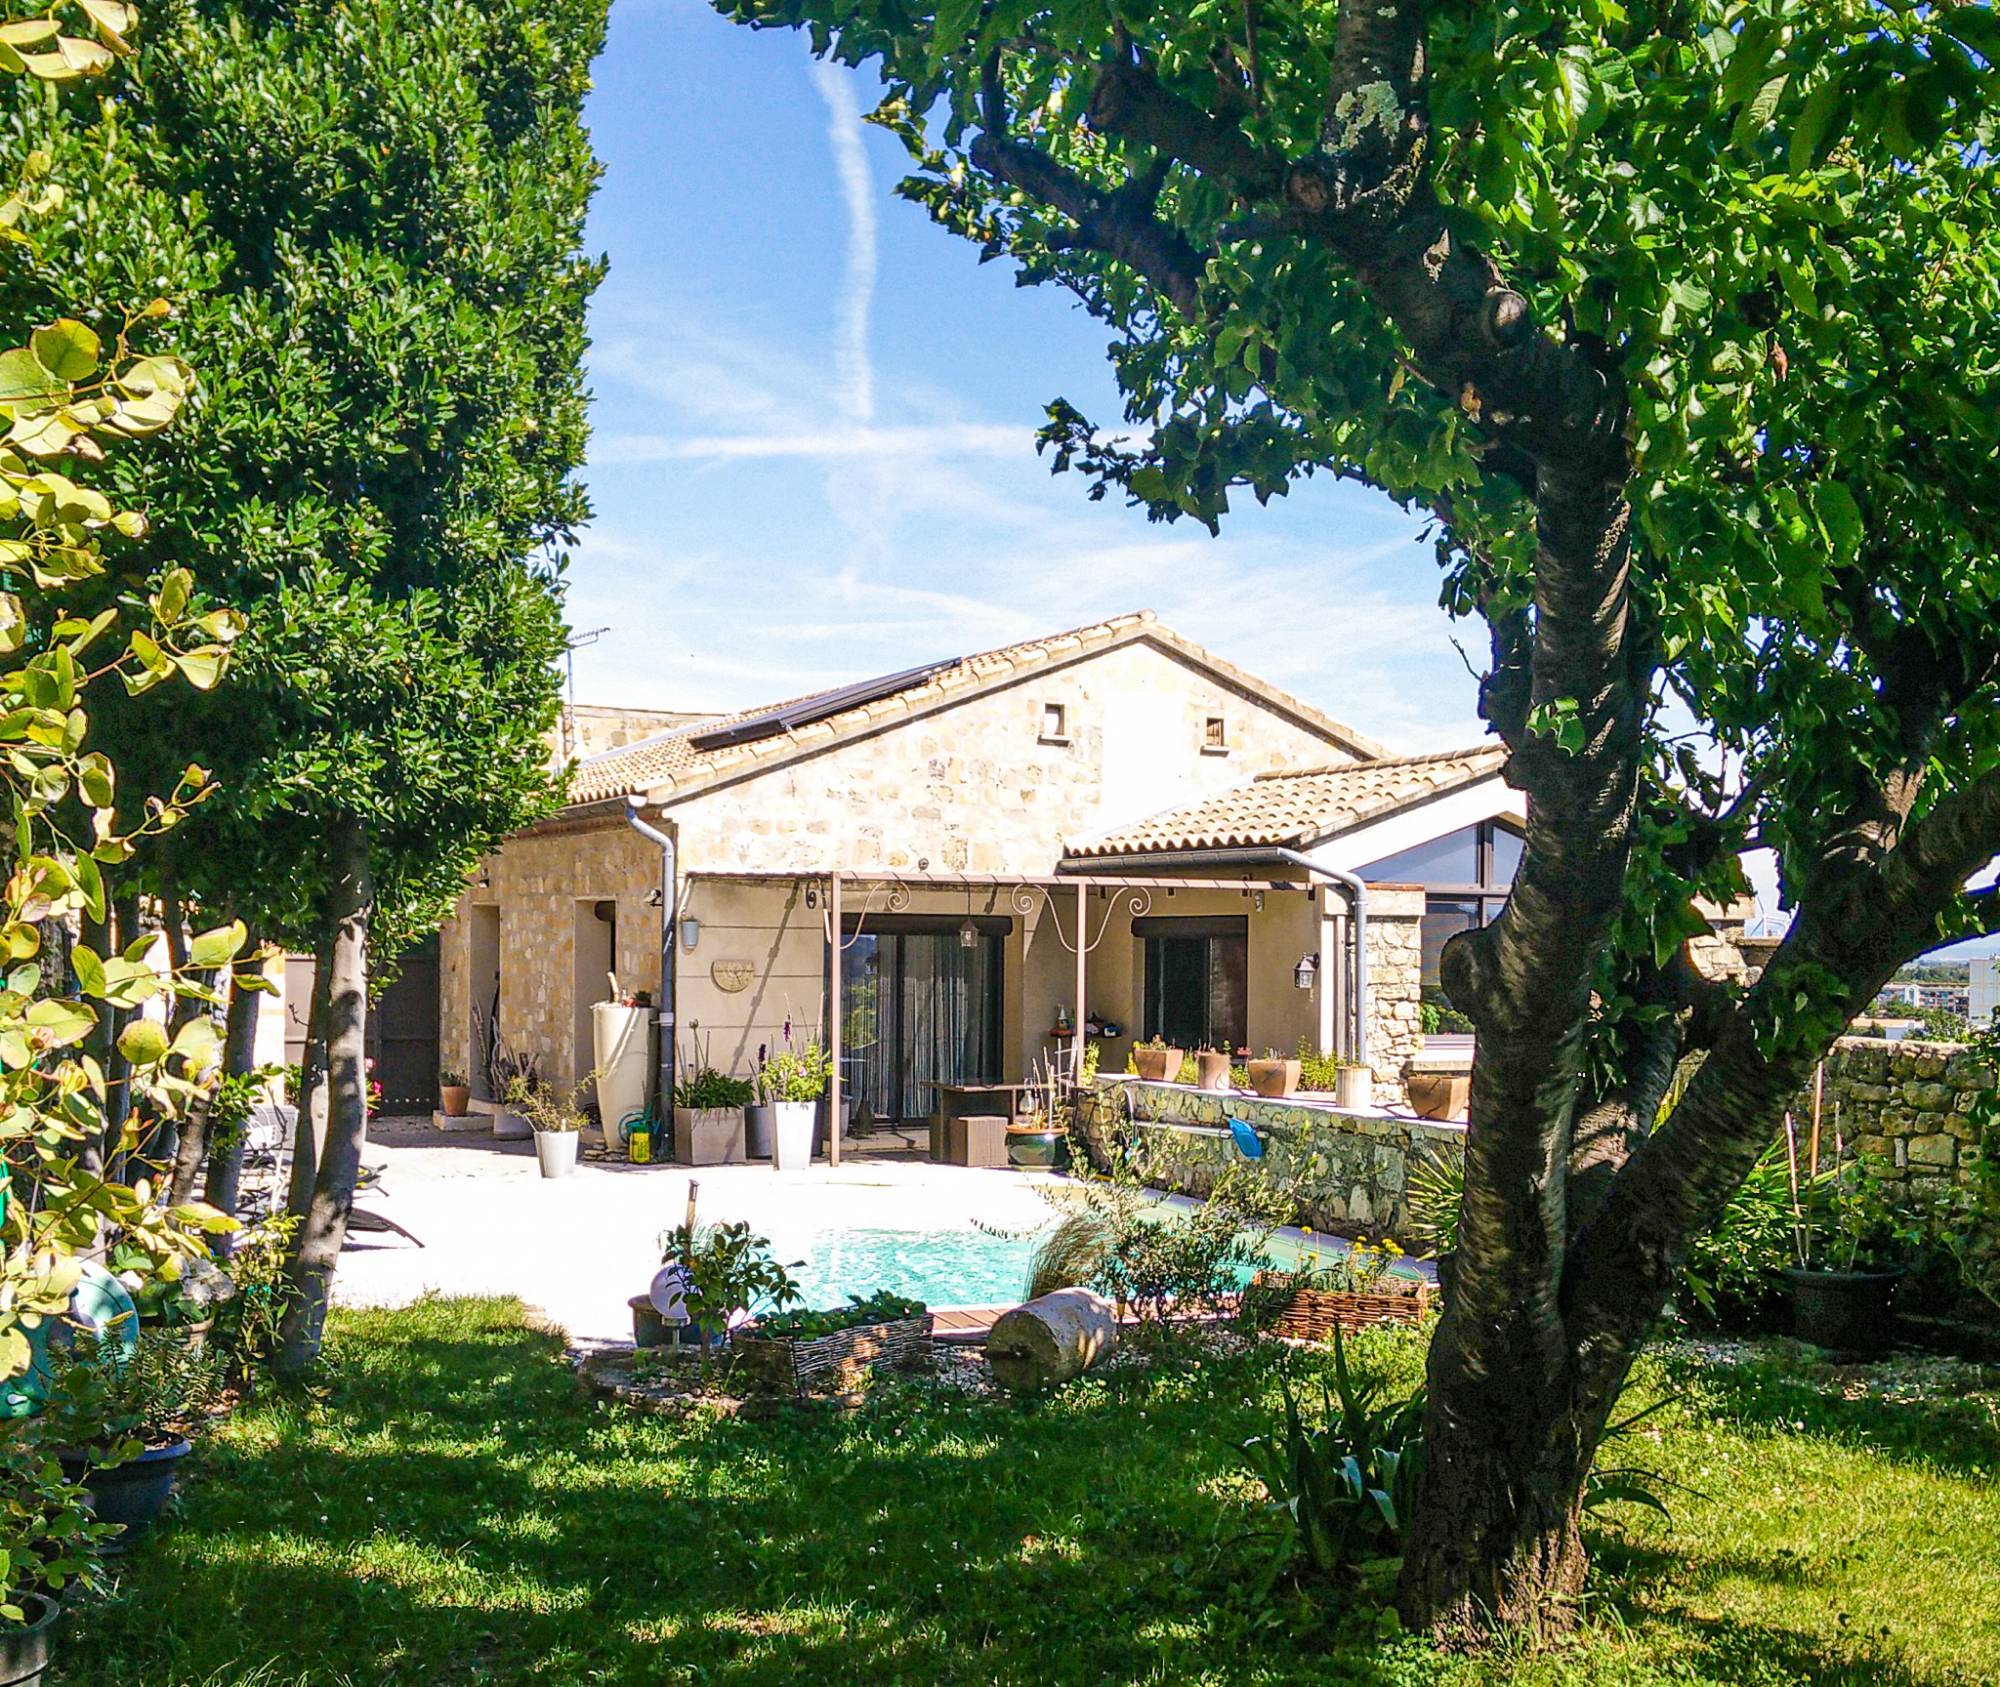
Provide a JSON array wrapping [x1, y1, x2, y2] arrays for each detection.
[[331, 1122, 1060, 1350]]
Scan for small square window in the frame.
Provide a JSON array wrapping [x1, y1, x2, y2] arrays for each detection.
[[1040, 702, 1069, 745], [1202, 715, 1229, 754]]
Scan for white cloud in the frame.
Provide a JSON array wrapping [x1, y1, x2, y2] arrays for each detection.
[[810, 60, 877, 425]]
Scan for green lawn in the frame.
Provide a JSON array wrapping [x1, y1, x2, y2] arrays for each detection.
[[54, 1298, 2000, 1686]]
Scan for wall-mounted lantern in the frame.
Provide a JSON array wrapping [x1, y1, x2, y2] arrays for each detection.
[[1293, 951, 1319, 991]]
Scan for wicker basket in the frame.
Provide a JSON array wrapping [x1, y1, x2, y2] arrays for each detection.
[[1248, 1271, 1432, 1341], [730, 1312, 934, 1398]]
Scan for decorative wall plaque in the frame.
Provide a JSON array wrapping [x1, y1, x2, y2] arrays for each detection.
[[710, 960, 755, 994]]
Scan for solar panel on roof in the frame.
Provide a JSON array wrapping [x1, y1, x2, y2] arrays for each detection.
[[684, 657, 964, 753]]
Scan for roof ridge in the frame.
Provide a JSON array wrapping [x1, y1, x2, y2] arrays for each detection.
[[1251, 743, 1503, 782]]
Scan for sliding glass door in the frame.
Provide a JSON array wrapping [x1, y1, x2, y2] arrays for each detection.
[[839, 919, 1004, 1123]]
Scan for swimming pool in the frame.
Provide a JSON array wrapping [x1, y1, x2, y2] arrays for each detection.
[[779, 1206, 1433, 1311]]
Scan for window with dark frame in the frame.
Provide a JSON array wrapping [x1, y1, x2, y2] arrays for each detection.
[[1357, 820, 1523, 1016], [1135, 915, 1248, 1053], [1202, 714, 1228, 753]]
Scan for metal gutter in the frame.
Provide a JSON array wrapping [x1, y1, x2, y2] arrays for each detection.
[[623, 798, 677, 1125]]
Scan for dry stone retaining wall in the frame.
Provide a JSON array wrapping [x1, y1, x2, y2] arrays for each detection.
[[1808, 1037, 1991, 1194], [1077, 1078, 1465, 1249]]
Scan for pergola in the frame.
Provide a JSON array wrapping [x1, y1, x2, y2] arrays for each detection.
[[684, 866, 1353, 1166]]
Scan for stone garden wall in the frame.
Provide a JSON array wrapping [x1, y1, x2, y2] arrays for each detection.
[[1807, 1037, 1991, 1194], [1076, 1077, 1466, 1249]]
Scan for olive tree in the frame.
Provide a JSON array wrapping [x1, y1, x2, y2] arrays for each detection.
[[715, 0, 1999, 1635]]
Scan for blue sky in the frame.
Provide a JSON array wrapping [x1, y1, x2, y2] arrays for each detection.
[[562, 0, 1483, 752], [561, 3, 2000, 954]]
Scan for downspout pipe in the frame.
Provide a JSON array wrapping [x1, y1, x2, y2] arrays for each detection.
[[624, 798, 676, 1128], [1057, 847, 1368, 1063]]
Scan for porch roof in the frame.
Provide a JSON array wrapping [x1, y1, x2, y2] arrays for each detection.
[[682, 867, 1317, 893], [1062, 744, 1508, 859]]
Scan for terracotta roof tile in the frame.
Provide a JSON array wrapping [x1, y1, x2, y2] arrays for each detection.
[[564, 610, 1384, 809], [1065, 745, 1510, 857]]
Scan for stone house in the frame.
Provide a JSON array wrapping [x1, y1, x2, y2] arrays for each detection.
[[437, 611, 1528, 1137]]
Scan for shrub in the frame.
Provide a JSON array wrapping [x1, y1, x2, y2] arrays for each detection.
[[757, 1039, 832, 1103], [658, 1221, 802, 1349], [1404, 1147, 1463, 1259], [1026, 1139, 1295, 1322], [39, 1331, 228, 1463], [750, 1291, 925, 1342], [680, 1068, 755, 1109], [213, 1213, 301, 1381], [0, 1436, 104, 1624], [1295, 1036, 1347, 1091], [1681, 1148, 1798, 1325], [1239, 1334, 1425, 1599]]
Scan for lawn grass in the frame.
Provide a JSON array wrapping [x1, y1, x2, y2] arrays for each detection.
[[53, 1297, 2000, 1686]]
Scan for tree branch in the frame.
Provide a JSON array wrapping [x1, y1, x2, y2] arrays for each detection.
[[972, 57, 1210, 317]]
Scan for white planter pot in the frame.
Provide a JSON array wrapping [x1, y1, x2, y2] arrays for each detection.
[[493, 1107, 533, 1141], [1334, 1064, 1374, 1110], [534, 1129, 579, 1178], [672, 1107, 745, 1166], [770, 1100, 817, 1171]]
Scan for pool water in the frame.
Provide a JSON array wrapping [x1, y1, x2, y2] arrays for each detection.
[[778, 1213, 1432, 1311], [786, 1225, 1047, 1310]]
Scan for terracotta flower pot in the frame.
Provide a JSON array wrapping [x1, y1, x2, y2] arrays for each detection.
[[1132, 1045, 1183, 1083], [1195, 1050, 1233, 1091], [1246, 1058, 1301, 1099], [1405, 1072, 1471, 1120], [439, 1084, 470, 1118]]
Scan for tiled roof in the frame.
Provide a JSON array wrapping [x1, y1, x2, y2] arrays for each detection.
[[1065, 745, 1510, 857], [564, 611, 1384, 808]]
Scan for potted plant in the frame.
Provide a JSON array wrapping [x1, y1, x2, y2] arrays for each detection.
[[0, 1435, 106, 1687], [487, 1035, 539, 1140], [510, 1076, 584, 1178], [733, 1290, 933, 1399], [1194, 1046, 1233, 1092], [40, 1331, 223, 1554], [120, 1249, 230, 1355], [1334, 1062, 1373, 1110], [673, 1066, 753, 1165], [633, 1219, 802, 1382], [1782, 1115, 1904, 1354], [1246, 1050, 1302, 1099], [757, 1035, 832, 1171], [438, 1067, 470, 1118], [1131, 1035, 1183, 1084]]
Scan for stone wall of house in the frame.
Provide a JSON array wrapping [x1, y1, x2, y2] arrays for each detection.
[[1807, 1037, 1991, 1193], [1361, 886, 1426, 1105], [439, 822, 664, 1099], [670, 637, 1361, 879], [446, 636, 1376, 1099], [1076, 1077, 1465, 1249]]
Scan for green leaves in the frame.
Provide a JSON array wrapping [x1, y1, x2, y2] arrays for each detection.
[[115, 1018, 168, 1065], [28, 319, 97, 382]]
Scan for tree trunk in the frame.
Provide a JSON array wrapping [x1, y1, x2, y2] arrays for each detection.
[[274, 818, 373, 1380], [286, 931, 335, 1220], [201, 939, 265, 1230], [987, 1288, 1118, 1392]]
